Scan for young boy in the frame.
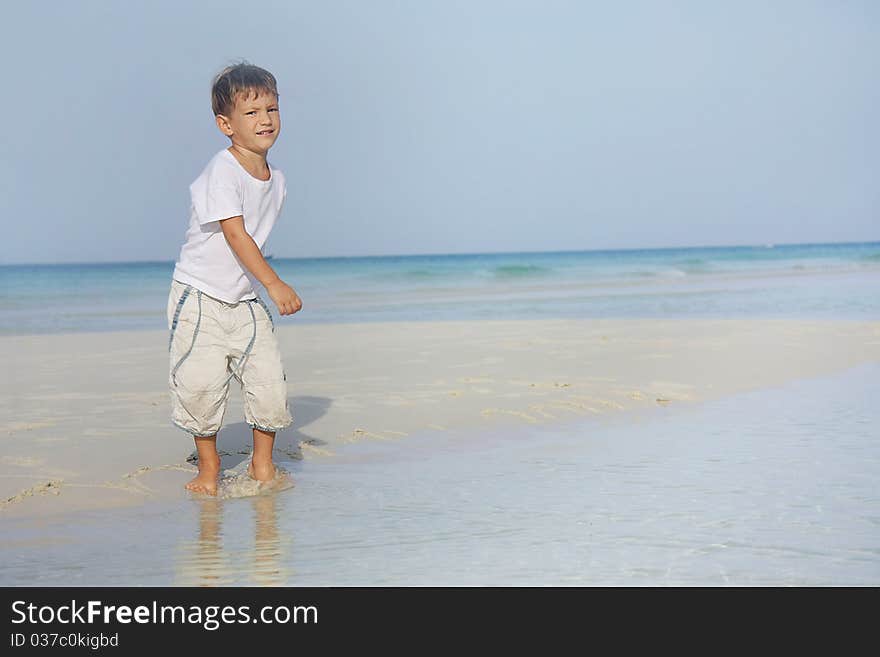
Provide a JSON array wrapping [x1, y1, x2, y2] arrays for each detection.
[[167, 62, 302, 496]]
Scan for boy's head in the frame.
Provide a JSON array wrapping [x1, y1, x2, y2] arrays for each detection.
[[211, 61, 278, 117], [211, 61, 280, 153]]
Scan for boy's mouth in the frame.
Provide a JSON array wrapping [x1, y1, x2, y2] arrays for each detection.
[[256, 129, 274, 136]]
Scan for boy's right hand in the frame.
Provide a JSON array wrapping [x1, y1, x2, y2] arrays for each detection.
[[265, 280, 303, 316]]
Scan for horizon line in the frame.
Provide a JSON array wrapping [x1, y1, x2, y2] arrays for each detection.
[[2, 238, 878, 268]]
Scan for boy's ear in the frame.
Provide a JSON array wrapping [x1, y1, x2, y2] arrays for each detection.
[[215, 114, 233, 137]]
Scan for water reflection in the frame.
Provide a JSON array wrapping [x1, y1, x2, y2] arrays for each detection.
[[252, 494, 285, 586], [175, 493, 289, 586], [176, 498, 231, 587]]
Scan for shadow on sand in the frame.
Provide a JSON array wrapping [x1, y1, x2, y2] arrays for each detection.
[[186, 395, 333, 469]]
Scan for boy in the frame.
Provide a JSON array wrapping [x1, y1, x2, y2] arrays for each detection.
[[167, 62, 302, 496]]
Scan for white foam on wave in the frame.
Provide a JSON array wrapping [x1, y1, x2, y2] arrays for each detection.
[[658, 268, 688, 278]]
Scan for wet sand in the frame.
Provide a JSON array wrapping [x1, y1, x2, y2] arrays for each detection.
[[1, 318, 879, 518], [2, 360, 878, 586]]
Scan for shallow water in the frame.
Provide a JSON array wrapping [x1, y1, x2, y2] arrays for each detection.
[[212, 460, 296, 500], [2, 362, 878, 586]]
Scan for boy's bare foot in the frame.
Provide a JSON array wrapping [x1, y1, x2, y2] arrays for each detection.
[[247, 459, 277, 482], [186, 455, 221, 496]]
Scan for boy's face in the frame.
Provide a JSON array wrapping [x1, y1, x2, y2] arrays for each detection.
[[216, 89, 280, 155]]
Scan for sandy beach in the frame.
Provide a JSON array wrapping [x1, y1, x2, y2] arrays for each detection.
[[2, 318, 879, 519]]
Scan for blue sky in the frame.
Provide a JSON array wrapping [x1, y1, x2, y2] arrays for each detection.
[[1, 0, 877, 264]]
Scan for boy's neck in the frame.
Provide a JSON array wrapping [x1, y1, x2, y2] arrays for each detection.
[[226, 145, 270, 179]]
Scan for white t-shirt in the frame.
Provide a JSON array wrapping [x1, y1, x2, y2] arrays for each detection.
[[171, 148, 287, 303]]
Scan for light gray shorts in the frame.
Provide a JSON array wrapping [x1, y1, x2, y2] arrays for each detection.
[[167, 279, 293, 437]]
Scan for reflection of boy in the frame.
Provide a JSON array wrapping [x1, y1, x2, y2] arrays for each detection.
[[167, 61, 302, 496]]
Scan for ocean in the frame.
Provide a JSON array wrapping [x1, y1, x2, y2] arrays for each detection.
[[1, 241, 879, 335]]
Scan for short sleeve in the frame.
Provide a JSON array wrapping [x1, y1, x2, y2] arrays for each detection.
[[202, 184, 242, 225], [192, 160, 244, 225]]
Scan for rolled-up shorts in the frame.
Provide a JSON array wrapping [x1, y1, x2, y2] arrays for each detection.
[[167, 279, 293, 437]]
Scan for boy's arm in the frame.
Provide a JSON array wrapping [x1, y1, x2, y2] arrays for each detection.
[[220, 216, 302, 316]]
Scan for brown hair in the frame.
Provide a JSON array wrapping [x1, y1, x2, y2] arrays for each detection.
[[211, 60, 279, 117]]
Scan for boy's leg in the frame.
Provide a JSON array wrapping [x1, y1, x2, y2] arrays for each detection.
[[168, 284, 233, 446], [249, 427, 276, 481], [236, 299, 293, 469], [186, 434, 221, 496]]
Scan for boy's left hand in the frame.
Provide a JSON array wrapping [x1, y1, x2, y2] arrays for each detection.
[[266, 279, 303, 316]]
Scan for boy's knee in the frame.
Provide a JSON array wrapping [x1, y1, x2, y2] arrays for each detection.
[[170, 383, 228, 436], [243, 381, 292, 431]]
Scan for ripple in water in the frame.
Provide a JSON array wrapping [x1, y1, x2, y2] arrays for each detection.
[[189, 460, 296, 500]]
